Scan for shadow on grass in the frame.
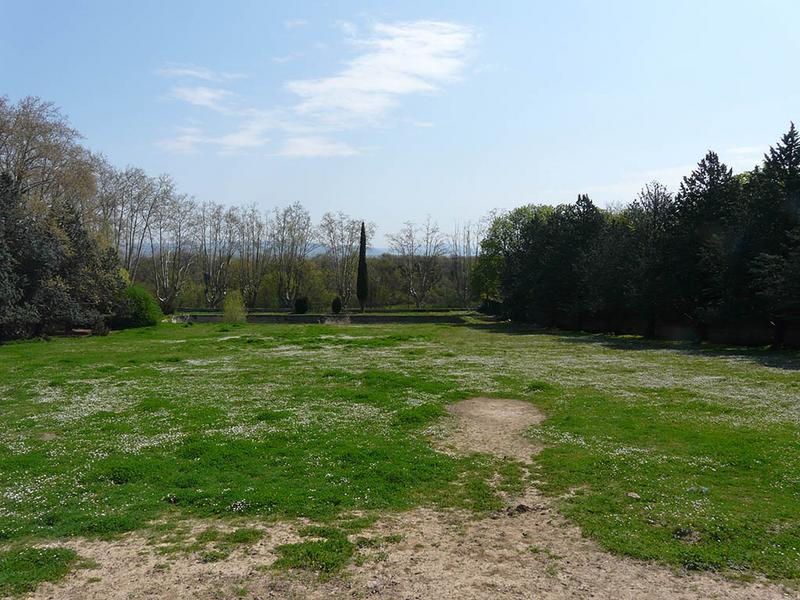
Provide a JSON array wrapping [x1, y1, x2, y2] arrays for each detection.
[[462, 319, 800, 371]]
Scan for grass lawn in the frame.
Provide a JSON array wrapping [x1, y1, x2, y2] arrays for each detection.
[[0, 320, 798, 593]]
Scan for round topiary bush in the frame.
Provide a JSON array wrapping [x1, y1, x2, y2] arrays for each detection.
[[331, 297, 342, 314], [111, 286, 163, 329], [293, 296, 309, 314]]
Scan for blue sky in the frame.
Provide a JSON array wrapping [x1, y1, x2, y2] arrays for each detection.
[[2, 0, 799, 243]]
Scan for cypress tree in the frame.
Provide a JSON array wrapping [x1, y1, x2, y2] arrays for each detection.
[[356, 222, 368, 312]]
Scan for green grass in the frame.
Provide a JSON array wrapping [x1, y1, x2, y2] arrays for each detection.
[[529, 385, 800, 576], [0, 548, 80, 596], [0, 321, 799, 589], [274, 526, 355, 577]]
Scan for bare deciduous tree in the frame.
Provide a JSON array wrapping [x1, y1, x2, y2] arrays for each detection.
[[388, 216, 446, 308], [198, 202, 238, 308], [148, 185, 197, 314], [270, 202, 313, 307], [237, 205, 271, 308], [0, 95, 94, 208], [317, 212, 375, 308], [449, 219, 486, 307], [97, 166, 163, 282]]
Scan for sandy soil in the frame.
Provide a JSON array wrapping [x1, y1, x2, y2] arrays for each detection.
[[26, 398, 797, 600]]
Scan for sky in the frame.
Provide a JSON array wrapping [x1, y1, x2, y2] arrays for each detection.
[[2, 0, 800, 244]]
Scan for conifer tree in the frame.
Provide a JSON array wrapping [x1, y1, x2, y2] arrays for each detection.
[[356, 222, 368, 312]]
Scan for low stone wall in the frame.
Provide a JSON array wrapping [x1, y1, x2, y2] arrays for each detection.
[[185, 313, 465, 325]]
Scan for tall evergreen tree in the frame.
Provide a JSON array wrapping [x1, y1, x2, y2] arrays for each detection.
[[356, 221, 368, 312], [744, 123, 800, 344], [751, 228, 800, 347], [744, 123, 800, 260], [673, 152, 741, 335], [628, 181, 677, 337]]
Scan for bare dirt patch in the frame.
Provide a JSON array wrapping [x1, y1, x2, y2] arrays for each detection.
[[444, 396, 545, 462], [24, 398, 796, 600]]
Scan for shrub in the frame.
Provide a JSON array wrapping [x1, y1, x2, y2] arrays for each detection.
[[222, 291, 247, 324], [478, 298, 505, 316], [111, 286, 162, 329], [331, 297, 342, 314], [294, 296, 309, 314], [91, 317, 109, 336]]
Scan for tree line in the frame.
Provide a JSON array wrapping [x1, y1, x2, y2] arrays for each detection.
[[0, 96, 484, 338], [475, 124, 800, 347]]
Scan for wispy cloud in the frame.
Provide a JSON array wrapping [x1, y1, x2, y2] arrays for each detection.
[[170, 86, 236, 111], [544, 165, 694, 205], [156, 127, 208, 154], [284, 18, 309, 29], [335, 20, 359, 37], [272, 53, 302, 64], [725, 145, 764, 156], [278, 137, 359, 157], [543, 145, 770, 206], [287, 21, 475, 127], [157, 20, 476, 157], [156, 63, 244, 82], [721, 144, 767, 171]]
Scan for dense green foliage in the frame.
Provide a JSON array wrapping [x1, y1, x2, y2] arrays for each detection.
[[477, 124, 800, 346], [110, 285, 163, 329], [331, 296, 343, 314], [293, 296, 309, 314], [0, 174, 122, 339]]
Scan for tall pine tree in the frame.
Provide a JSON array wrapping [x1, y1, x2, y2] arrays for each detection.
[[673, 152, 741, 334]]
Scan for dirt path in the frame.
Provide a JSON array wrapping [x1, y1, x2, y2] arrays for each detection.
[[26, 398, 796, 600]]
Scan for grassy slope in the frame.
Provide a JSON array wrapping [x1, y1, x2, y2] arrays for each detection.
[[0, 321, 798, 590]]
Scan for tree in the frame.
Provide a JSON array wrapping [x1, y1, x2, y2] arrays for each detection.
[[0, 174, 36, 338], [627, 181, 677, 337], [473, 207, 538, 305], [148, 187, 197, 313], [0, 171, 121, 339], [449, 220, 484, 307], [388, 217, 446, 308], [271, 203, 313, 307], [673, 152, 741, 334], [197, 202, 237, 308], [45, 197, 121, 331], [541, 195, 605, 326], [751, 228, 800, 347], [98, 166, 162, 283], [316, 212, 363, 308], [237, 205, 271, 308], [0, 96, 93, 205], [356, 221, 369, 312], [574, 208, 638, 332], [761, 122, 800, 246]]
